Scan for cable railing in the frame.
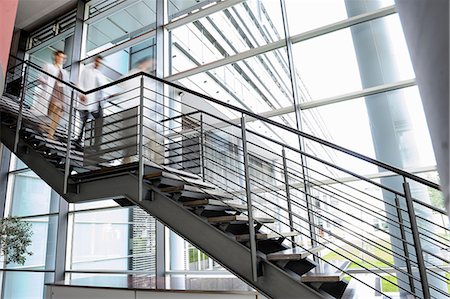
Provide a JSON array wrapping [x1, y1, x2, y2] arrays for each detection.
[[158, 105, 446, 298], [2, 56, 449, 299]]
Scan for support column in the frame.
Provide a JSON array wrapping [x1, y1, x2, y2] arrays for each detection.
[[394, 0, 449, 218], [69, 0, 86, 84], [155, 0, 169, 287], [155, 221, 165, 288], [344, 1, 445, 296], [53, 194, 69, 283], [169, 231, 186, 289], [0, 145, 12, 218]]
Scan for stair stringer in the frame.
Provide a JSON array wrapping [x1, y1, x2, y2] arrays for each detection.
[[0, 120, 325, 299], [0, 123, 69, 194], [65, 174, 325, 299]]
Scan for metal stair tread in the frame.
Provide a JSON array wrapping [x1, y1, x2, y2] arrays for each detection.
[[159, 184, 233, 200], [144, 171, 216, 189], [183, 199, 247, 210], [145, 164, 201, 180], [207, 214, 275, 224], [234, 231, 299, 242], [301, 260, 351, 283], [267, 245, 324, 261]]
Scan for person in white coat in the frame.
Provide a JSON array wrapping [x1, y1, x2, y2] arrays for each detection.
[[75, 55, 107, 148], [115, 57, 163, 165], [36, 50, 69, 139]]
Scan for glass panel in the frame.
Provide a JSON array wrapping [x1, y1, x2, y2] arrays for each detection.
[[67, 273, 156, 288], [85, 0, 157, 56], [2, 272, 54, 299], [300, 86, 436, 170], [13, 156, 28, 171], [176, 47, 291, 120], [83, 38, 156, 82], [69, 207, 156, 273], [285, 0, 395, 36], [171, 0, 285, 74], [28, 38, 70, 68], [292, 13, 415, 101], [165, 274, 253, 291], [5, 216, 58, 271], [169, 0, 215, 20], [10, 171, 58, 217]]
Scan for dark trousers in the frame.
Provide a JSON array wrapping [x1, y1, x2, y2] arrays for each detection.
[[76, 109, 103, 147]]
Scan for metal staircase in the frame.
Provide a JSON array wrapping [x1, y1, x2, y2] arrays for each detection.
[[0, 58, 449, 299]]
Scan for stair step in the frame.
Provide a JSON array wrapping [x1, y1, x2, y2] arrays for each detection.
[[234, 231, 299, 242], [301, 260, 351, 283], [159, 184, 233, 200], [183, 199, 247, 210], [144, 171, 215, 189], [267, 245, 324, 261], [341, 274, 382, 299], [145, 164, 201, 180], [207, 215, 274, 224]]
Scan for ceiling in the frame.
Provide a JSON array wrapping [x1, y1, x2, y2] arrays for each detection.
[[15, 0, 77, 30]]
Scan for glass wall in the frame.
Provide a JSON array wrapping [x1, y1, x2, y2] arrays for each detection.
[[0, 156, 58, 299], [85, 0, 157, 57], [68, 205, 156, 275], [1, 0, 442, 297]]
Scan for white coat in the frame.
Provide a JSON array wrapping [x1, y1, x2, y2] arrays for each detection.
[[111, 71, 163, 164], [78, 64, 107, 112], [34, 63, 69, 116]]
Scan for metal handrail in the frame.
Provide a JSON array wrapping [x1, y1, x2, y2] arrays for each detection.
[[11, 55, 441, 191], [6, 57, 448, 299]]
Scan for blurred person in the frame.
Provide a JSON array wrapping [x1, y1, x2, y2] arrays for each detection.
[[114, 57, 163, 165], [36, 50, 69, 140], [74, 55, 107, 149]]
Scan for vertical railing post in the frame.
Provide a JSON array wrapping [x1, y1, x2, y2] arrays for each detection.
[[282, 147, 295, 245], [138, 75, 145, 202], [199, 113, 206, 181], [63, 89, 75, 194], [302, 151, 317, 248], [394, 194, 415, 293], [14, 65, 28, 152], [241, 115, 258, 282], [403, 179, 430, 299]]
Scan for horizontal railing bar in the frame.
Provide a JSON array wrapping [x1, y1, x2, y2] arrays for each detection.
[[246, 171, 420, 266]]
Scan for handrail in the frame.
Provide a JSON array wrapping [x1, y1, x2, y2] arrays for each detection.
[[9, 55, 85, 93], [142, 71, 440, 191], [4, 59, 448, 298], [9, 55, 442, 191]]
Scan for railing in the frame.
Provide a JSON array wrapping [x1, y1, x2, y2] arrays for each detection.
[[2, 57, 449, 299]]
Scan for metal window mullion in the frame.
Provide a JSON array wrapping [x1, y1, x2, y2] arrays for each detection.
[[279, 0, 317, 246], [155, 0, 168, 288], [282, 147, 295, 245], [241, 115, 258, 282], [199, 113, 207, 181], [63, 89, 76, 194], [138, 75, 144, 202], [69, 0, 86, 83]]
